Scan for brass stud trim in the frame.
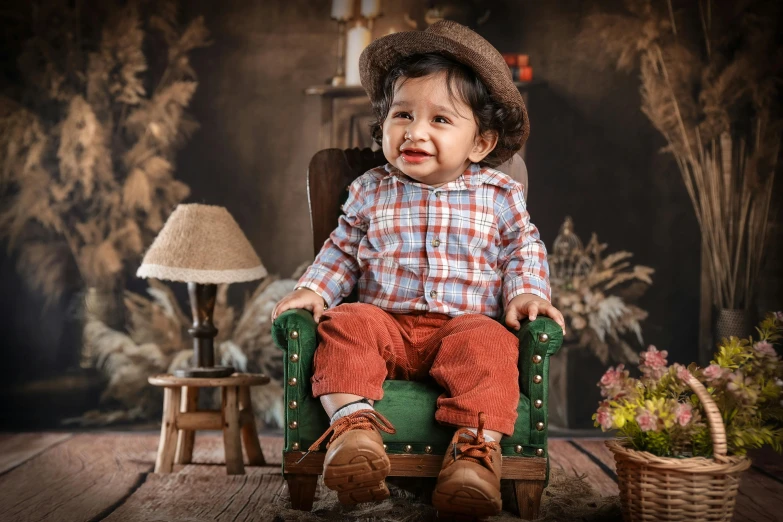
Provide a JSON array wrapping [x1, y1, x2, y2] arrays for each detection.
[[424, 445, 432, 454], [288, 377, 297, 386], [289, 421, 298, 429], [538, 332, 549, 343], [533, 374, 543, 384], [291, 442, 300, 451], [514, 445, 523, 454], [289, 353, 299, 362], [532, 354, 542, 364], [290, 330, 299, 340], [403, 445, 412, 453], [534, 399, 543, 409], [288, 400, 298, 409], [536, 421, 545, 431], [536, 448, 544, 456]]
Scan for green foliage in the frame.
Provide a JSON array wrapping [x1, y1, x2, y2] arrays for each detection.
[[595, 312, 783, 457]]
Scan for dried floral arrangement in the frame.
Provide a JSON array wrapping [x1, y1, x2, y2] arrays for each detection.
[[550, 217, 655, 364], [76, 272, 303, 428], [577, 0, 781, 310], [594, 312, 783, 457], [0, 0, 208, 310]]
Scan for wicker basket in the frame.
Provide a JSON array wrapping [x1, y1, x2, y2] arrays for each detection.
[[606, 375, 751, 522]]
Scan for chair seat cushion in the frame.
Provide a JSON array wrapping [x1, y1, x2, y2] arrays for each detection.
[[294, 379, 536, 457]]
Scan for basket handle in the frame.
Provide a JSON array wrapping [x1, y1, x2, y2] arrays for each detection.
[[686, 374, 727, 459]]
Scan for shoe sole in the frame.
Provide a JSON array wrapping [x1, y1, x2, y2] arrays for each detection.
[[431, 485, 502, 520], [323, 451, 391, 505]]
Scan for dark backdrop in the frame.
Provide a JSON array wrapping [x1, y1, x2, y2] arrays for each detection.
[[1, 0, 781, 421]]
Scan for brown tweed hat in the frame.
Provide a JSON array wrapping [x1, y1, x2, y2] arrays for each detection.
[[359, 20, 529, 164]]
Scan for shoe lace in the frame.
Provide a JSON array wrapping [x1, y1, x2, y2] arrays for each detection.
[[448, 412, 498, 471], [295, 410, 396, 464]]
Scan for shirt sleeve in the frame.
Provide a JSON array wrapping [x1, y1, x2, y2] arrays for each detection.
[[497, 185, 552, 307], [296, 175, 369, 307]]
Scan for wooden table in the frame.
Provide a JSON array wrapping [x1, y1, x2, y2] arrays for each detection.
[[148, 373, 270, 475]]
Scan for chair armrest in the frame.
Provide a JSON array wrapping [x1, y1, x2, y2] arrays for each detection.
[[516, 317, 564, 445], [272, 309, 317, 352], [272, 309, 318, 400]]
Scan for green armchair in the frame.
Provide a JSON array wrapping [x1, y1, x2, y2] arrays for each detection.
[[271, 148, 563, 519]]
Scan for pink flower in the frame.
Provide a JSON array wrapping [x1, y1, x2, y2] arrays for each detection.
[[673, 363, 692, 382], [703, 364, 725, 382], [599, 365, 628, 398], [640, 345, 668, 380], [754, 341, 777, 358], [775, 311, 783, 322], [675, 402, 693, 426], [635, 408, 658, 432], [595, 403, 614, 431]]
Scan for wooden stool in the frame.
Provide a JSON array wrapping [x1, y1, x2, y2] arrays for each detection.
[[148, 373, 270, 475]]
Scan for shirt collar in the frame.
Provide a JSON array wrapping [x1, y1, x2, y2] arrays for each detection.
[[383, 163, 485, 190]]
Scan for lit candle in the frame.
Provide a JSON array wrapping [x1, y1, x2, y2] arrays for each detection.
[[345, 22, 371, 85], [361, 0, 381, 18], [331, 0, 354, 21]]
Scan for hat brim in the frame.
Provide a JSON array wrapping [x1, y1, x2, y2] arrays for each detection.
[[359, 31, 529, 164]]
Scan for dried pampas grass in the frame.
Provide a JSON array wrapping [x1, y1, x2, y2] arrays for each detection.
[[551, 218, 654, 365], [577, 0, 781, 310], [0, 1, 208, 302], [75, 275, 297, 429]]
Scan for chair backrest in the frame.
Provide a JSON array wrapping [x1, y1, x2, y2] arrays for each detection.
[[306, 147, 387, 256]]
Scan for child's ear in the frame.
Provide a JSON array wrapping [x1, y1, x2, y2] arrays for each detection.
[[468, 131, 499, 163]]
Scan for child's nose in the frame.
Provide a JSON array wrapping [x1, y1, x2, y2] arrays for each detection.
[[405, 121, 429, 141]]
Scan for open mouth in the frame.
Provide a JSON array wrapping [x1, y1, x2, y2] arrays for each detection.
[[401, 148, 433, 163]]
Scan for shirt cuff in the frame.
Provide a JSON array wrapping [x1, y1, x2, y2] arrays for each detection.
[[503, 274, 551, 309], [296, 267, 346, 307]]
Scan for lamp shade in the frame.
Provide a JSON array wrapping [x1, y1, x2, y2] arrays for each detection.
[[136, 204, 267, 284]]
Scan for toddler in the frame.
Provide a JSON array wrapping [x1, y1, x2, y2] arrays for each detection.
[[273, 20, 565, 519]]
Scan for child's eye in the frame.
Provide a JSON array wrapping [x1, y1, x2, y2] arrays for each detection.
[[433, 116, 450, 124], [394, 112, 412, 119]]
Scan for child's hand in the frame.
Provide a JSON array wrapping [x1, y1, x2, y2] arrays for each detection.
[[272, 287, 329, 323], [505, 294, 566, 334]]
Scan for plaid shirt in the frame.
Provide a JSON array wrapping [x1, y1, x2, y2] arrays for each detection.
[[297, 163, 551, 318]]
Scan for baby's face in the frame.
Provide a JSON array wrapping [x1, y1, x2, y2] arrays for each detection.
[[381, 72, 494, 187]]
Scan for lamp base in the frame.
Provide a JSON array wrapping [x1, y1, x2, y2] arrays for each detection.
[[174, 366, 235, 378]]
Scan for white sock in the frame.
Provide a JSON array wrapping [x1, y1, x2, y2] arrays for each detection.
[[330, 402, 374, 424], [466, 427, 496, 442]]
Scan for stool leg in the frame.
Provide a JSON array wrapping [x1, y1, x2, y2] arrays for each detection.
[[175, 386, 199, 464], [222, 385, 245, 475], [239, 386, 266, 466], [154, 386, 181, 473]]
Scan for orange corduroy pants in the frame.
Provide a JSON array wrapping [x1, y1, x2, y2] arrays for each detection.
[[311, 302, 521, 435]]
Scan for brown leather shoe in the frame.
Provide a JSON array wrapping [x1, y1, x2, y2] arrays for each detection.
[[432, 412, 502, 519], [304, 409, 396, 505]]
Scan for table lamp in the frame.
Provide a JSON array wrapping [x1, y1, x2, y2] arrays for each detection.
[[137, 204, 267, 378]]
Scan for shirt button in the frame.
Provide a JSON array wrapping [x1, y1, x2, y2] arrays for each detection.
[[430, 290, 438, 298], [431, 238, 441, 247]]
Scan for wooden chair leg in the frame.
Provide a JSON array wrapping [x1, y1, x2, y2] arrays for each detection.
[[514, 480, 545, 520], [222, 385, 245, 475], [175, 386, 199, 464], [239, 385, 266, 466], [285, 474, 318, 511], [154, 386, 181, 473]]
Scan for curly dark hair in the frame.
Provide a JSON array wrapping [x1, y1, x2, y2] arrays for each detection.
[[369, 53, 524, 168]]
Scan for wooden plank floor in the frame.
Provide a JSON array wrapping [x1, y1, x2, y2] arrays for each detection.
[[0, 432, 779, 521]]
